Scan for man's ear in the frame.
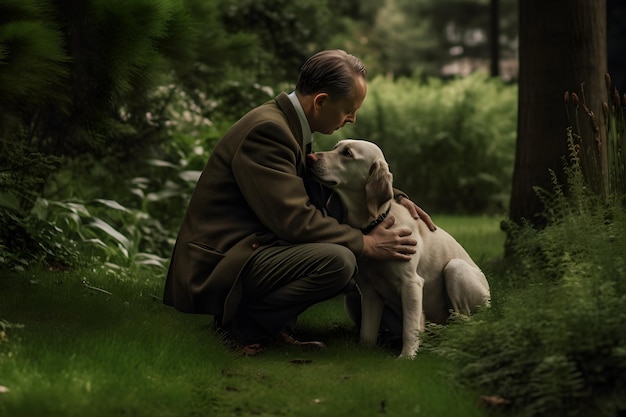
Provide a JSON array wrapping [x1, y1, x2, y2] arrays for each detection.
[[313, 92, 329, 111]]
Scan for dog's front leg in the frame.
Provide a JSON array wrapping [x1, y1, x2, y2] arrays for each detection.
[[399, 275, 425, 359], [358, 282, 385, 346]]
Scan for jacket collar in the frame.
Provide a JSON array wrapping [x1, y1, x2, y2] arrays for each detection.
[[275, 92, 305, 151], [287, 92, 313, 147]]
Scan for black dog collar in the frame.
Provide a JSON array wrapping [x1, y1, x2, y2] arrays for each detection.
[[361, 207, 391, 234]]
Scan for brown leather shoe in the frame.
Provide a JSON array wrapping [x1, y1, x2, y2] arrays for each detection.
[[238, 343, 264, 356], [278, 330, 326, 350]]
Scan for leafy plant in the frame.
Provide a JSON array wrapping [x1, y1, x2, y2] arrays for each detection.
[[0, 202, 156, 273], [564, 73, 626, 205], [432, 107, 626, 416]]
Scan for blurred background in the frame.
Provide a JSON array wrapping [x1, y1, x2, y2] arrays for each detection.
[[1, 0, 624, 270]]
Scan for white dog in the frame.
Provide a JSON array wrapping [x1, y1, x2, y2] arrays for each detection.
[[307, 139, 491, 359]]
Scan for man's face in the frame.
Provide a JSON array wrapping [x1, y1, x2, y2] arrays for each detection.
[[312, 76, 367, 135]]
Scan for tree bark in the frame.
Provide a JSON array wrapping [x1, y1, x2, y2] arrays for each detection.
[[489, 0, 500, 77], [509, 0, 607, 227]]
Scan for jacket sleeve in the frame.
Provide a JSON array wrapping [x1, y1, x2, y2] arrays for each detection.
[[231, 120, 364, 255]]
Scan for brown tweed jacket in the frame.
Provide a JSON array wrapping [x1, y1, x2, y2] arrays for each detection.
[[163, 93, 364, 324]]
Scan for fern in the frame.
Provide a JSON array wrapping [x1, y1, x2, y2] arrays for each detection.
[[434, 79, 626, 416]]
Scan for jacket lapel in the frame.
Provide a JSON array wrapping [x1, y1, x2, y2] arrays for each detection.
[[275, 92, 305, 153]]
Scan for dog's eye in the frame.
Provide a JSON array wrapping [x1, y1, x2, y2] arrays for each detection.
[[341, 148, 353, 158]]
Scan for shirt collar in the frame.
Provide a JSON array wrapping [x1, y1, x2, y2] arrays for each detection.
[[288, 91, 314, 146]]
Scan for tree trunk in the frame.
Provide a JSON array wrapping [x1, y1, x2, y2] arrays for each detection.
[[509, 0, 607, 227], [489, 0, 500, 77]]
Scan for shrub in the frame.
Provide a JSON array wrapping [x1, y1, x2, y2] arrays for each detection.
[[0, 0, 255, 270], [319, 72, 517, 214], [431, 97, 626, 416]]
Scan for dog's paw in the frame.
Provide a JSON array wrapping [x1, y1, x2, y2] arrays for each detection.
[[397, 352, 417, 360], [398, 348, 418, 360]]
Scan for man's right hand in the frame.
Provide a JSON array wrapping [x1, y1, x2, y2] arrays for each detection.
[[362, 216, 416, 261]]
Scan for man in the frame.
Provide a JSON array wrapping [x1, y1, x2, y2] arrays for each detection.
[[164, 49, 434, 355]]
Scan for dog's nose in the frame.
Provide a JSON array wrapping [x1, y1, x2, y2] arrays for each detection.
[[306, 153, 318, 165]]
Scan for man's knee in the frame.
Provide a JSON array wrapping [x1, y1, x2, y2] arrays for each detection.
[[312, 244, 356, 289], [325, 244, 357, 280]]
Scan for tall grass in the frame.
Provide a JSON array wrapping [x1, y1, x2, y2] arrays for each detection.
[[565, 74, 626, 205]]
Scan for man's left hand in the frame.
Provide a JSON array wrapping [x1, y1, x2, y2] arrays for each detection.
[[397, 197, 437, 231]]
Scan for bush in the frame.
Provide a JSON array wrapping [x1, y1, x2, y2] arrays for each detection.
[[319, 72, 517, 214], [432, 143, 626, 416], [0, 0, 254, 271]]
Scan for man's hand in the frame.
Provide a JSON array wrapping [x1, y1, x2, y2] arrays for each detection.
[[362, 216, 417, 261], [397, 196, 437, 232]]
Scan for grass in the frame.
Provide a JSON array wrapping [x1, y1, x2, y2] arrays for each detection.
[[432, 215, 506, 263], [0, 215, 506, 417]]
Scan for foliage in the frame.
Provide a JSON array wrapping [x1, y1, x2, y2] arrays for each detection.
[[1, 196, 170, 272], [1, 72, 517, 271], [329, 0, 518, 79], [320, 72, 517, 214], [0, 96, 219, 272], [219, 0, 334, 85], [0, 0, 255, 270], [1, 0, 522, 270], [0, 0, 254, 175], [0, 0, 69, 108], [564, 74, 626, 205], [437, 73, 626, 417], [432, 139, 626, 416]]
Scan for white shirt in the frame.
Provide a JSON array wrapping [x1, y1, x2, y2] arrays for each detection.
[[288, 91, 313, 148]]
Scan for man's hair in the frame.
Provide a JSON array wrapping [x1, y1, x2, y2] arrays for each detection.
[[295, 49, 367, 99]]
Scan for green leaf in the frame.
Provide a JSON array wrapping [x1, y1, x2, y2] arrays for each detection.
[[146, 159, 178, 169], [87, 218, 130, 250], [178, 170, 201, 183], [93, 199, 131, 212], [0, 191, 20, 211]]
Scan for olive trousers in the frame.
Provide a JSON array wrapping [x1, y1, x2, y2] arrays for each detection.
[[226, 242, 357, 344]]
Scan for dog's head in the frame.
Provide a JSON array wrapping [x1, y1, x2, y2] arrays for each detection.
[[307, 139, 394, 221]]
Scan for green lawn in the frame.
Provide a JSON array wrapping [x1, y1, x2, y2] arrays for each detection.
[[433, 215, 506, 263], [0, 216, 506, 417]]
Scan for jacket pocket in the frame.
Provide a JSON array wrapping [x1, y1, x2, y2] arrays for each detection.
[[187, 241, 225, 275]]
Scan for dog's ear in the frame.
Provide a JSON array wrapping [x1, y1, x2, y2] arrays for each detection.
[[365, 160, 394, 218]]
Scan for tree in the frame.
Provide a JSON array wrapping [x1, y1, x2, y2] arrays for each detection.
[[0, 0, 256, 200], [352, 0, 518, 79], [489, 0, 500, 77], [0, 0, 258, 268], [508, 0, 607, 227], [607, 0, 626, 92], [219, 0, 335, 86]]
